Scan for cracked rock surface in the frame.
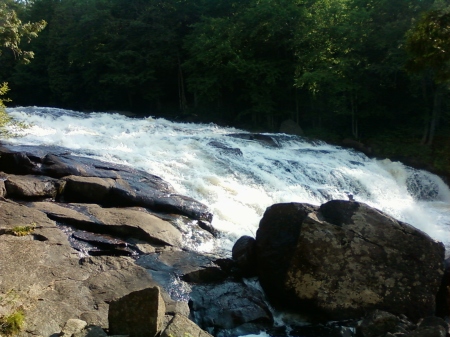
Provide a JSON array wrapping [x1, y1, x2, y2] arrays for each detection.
[[255, 200, 445, 321]]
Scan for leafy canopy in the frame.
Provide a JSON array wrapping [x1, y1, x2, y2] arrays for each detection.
[[406, 3, 450, 83], [0, 2, 46, 130]]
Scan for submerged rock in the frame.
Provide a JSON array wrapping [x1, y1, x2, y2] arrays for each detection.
[[189, 280, 273, 336], [227, 133, 280, 147], [208, 141, 243, 156], [255, 200, 445, 321]]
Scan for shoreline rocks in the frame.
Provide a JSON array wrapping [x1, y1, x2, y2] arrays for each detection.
[[0, 144, 274, 337], [1, 143, 449, 337]]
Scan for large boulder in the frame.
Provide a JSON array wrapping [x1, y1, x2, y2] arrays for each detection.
[[255, 200, 445, 321], [436, 257, 450, 318], [232, 235, 257, 277], [108, 287, 165, 337]]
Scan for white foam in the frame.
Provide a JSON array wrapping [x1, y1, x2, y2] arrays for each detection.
[[4, 107, 450, 254]]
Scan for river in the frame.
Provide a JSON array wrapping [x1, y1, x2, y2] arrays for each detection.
[[3, 106, 450, 257]]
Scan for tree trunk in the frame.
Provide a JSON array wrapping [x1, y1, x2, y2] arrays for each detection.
[[178, 54, 187, 113], [420, 78, 430, 145], [420, 114, 430, 145], [350, 92, 358, 139], [426, 86, 443, 146]]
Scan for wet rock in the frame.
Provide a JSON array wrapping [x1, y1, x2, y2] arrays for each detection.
[[255, 202, 319, 307], [108, 287, 165, 337], [208, 141, 243, 156], [0, 145, 213, 222], [436, 257, 450, 318], [72, 231, 137, 256], [255, 201, 445, 321], [84, 204, 183, 247], [341, 138, 372, 156], [31, 202, 183, 247], [72, 231, 129, 248], [418, 316, 449, 331], [161, 314, 213, 337], [157, 250, 226, 283], [357, 310, 403, 337], [0, 145, 38, 174], [2, 173, 63, 199], [137, 250, 226, 287], [228, 133, 279, 147], [279, 119, 304, 136], [406, 170, 440, 201], [232, 235, 257, 277], [404, 325, 447, 337], [189, 280, 273, 336], [0, 145, 222, 336], [290, 322, 357, 337], [61, 175, 116, 203]]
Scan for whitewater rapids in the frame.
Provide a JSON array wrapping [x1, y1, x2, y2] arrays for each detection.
[[3, 107, 450, 255]]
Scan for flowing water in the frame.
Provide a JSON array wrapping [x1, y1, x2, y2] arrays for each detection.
[[3, 107, 450, 256]]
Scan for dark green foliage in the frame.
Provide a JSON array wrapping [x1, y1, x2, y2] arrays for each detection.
[[0, 0, 46, 131], [406, 3, 450, 83], [1, 0, 450, 175]]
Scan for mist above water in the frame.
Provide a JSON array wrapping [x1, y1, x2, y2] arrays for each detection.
[[4, 107, 450, 254]]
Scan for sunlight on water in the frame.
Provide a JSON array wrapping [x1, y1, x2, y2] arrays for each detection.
[[4, 107, 450, 253]]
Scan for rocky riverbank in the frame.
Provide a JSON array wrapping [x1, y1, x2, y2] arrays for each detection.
[[0, 143, 449, 337]]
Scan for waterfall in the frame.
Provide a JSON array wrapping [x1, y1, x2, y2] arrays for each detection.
[[4, 107, 450, 255]]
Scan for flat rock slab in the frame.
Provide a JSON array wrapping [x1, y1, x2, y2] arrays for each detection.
[[0, 198, 171, 337], [0, 198, 69, 245], [0, 236, 158, 336], [0, 145, 212, 222], [31, 202, 182, 247], [1, 173, 63, 199]]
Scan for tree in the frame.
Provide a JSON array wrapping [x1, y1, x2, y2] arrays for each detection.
[[406, 3, 450, 145], [184, 0, 302, 128], [0, 2, 46, 64], [0, 2, 46, 130]]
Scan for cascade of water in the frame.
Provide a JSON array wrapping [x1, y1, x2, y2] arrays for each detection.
[[4, 107, 450, 254]]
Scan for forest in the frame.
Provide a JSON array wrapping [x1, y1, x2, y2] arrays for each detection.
[[1, 0, 450, 178]]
